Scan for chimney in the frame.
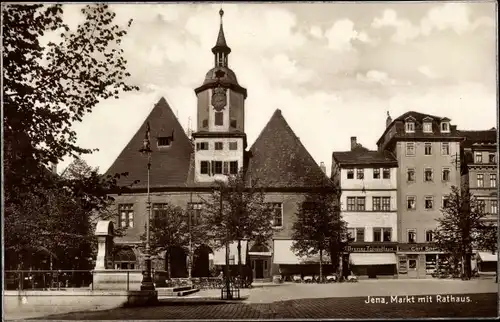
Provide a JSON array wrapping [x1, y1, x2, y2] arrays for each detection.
[[320, 162, 326, 174], [350, 136, 357, 151], [386, 111, 392, 128]]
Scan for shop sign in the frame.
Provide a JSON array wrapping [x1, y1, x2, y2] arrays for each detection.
[[346, 243, 397, 253], [398, 243, 440, 252]]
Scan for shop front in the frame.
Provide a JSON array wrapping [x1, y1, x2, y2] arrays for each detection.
[[345, 242, 398, 279], [397, 243, 445, 279]]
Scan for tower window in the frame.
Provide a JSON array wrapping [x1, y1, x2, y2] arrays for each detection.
[[202, 119, 208, 128], [215, 142, 223, 150], [196, 142, 209, 151], [215, 112, 223, 126], [157, 137, 172, 147], [230, 119, 237, 128], [200, 161, 210, 174]]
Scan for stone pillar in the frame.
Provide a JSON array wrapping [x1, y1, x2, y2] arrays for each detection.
[[94, 220, 115, 270]]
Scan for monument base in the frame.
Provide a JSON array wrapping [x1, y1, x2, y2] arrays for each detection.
[[126, 290, 158, 307], [92, 270, 143, 291]]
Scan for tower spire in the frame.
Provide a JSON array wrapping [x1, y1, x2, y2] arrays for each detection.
[[212, 8, 231, 68]]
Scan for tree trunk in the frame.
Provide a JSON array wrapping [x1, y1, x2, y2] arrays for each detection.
[[319, 249, 323, 283], [237, 240, 242, 288], [166, 251, 171, 280], [464, 253, 472, 280]]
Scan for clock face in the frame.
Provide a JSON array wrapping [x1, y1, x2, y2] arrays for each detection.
[[212, 87, 227, 111]]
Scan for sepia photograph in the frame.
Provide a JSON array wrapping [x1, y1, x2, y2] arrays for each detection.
[[2, 1, 499, 320]]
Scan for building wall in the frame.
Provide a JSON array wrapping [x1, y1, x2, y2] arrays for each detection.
[[340, 167, 398, 190], [196, 91, 210, 131], [343, 212, 398, 242], [396, 141, 462, 243], [229, 90, 245, 132]]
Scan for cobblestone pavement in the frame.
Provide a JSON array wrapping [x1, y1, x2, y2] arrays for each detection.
[[32, 293, 497, 320]]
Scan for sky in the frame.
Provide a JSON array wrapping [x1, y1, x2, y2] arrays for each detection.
[[53, 2, 497, 176]]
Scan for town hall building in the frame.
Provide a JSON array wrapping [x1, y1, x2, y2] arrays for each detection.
[[105, 10, 332, 281]]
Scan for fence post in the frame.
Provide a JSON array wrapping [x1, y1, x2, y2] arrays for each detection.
[[91, 271, 94, 291], [127, 271, 129, 291]]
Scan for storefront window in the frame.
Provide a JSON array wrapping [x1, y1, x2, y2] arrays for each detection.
[[408, 259, 417, 270], [398, 255, 408, 274], [425, 254, 437, 274]]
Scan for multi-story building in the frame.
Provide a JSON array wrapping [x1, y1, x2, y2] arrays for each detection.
[[377, 112, 463, 278], [332, 136, 399, 279], [105, 10, 331, 281], [460, 128, 498, 272]]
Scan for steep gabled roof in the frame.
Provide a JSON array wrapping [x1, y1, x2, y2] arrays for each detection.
[[105, 97, 193, 189], [245, 109, 332, 188]]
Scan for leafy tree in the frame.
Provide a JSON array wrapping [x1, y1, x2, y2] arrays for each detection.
[[3, 4, 137, 269], [291, 187, 348, 282], [433, 185, 497, 280], [201, 171, 273, 287]]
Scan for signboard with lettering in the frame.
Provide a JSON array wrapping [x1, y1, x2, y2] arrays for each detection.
[[346, 243, 397, 253], [397, 243, 440, 253]]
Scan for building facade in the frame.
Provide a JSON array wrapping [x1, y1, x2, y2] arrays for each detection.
[[377, 112, 463, 278], [332, 136, 399, 279], [460, 129, 498, 272], [105, 10, 332, 281]]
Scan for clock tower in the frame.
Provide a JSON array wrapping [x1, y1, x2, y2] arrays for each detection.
[[192, 9, 247, 183]]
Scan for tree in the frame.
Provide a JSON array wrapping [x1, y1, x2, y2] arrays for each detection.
[[433, 185, 497, 280], [3, 4, 137, 269], [291, 188, 348, 282], [201, 171, 273, 287]]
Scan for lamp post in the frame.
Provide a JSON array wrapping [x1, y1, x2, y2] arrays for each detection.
[[140, 122, 155, 291]]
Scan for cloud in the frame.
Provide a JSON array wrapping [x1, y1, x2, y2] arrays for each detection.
[[356, 70, 399, 86], [310, 25, 323, 38], [418, 65, 440, 79], [325, 19, 371, 51], [371, 9, 420, 43]]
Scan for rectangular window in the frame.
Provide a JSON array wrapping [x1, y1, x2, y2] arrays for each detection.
[[407, 196, 416, 210], [382, 168, 390, 179], [118, 204, 134, 229], [215, 112, 223, 126], [441, 122, 450, 132], [213, 161, 223, 174], [424, 168, 433, 182], [424, 143, 432, 155], [347, 197, 356, 211], [200, 161, 210, 174], [202, 119, 208, 128], [425, 230, 433, 242], [229, 142, 238, 150], [152, 203, 169, 221], [372, 197, 381, 211], [268, 203, 283, 227], [229, 161, 238, 174], [215, 142, 223, 150], [407, 229, 416, 243], [443, 196, 451, 208], [425, 196, 434, 210], [356, 197, 366, 211], [491, 200, 498, 214], [407, 168, 416, 182], [373, 168, 380, 179], [423, 122, 432, 133], [490, 174, 497, 188], [477, 174, 484, 187], [475, 152, 483, 163], [441, 143, 450, 155], [373, 228, 382, 242], [406, 142, 415, 156], [157, 137, 172, 147], [187, 202, 203, 226], [223, 161, 229, 175], [356, 169, 364, 180], [383, 228, 392, 242], [477, 199, 486, 213], [196, 142, 209, 151], [442, 168, 450, 182], [425, 254, 437, 274], [356, 228, 365, 242], [347, 228, 355, 241], [230, 119, 237, 128], [405, 122, 415, 133], [382, 197, 391, 211], [489, 153, 496, 164], [347, 169, 354, 179]]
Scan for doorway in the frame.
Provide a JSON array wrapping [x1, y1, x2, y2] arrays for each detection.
[[407, 256, 418, 278], [255, 260, 264, 279]]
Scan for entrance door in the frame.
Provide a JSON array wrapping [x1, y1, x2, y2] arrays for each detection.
[[255, 260, 264, 279], [408, 257, 418, 278]]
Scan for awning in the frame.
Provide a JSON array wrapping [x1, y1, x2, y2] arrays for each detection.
[[477, 252, 497, 262], [113, 248, 136, 262], [349, 253, 397, 266], [213, 241, 247, 265], [273, 240, 330, 264]]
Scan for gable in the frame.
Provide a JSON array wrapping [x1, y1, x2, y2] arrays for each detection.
[[105, 97, 193, 189], [245, 109, 332, 189]]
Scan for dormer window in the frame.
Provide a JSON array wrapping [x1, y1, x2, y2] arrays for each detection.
[[440, 121, 450, 133], [423, 122, 432, 133], [157, 137, 172, 147], [405, 121, 415, 133]]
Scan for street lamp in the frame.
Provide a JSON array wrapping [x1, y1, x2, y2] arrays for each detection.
[[139, 122, 155, 291]]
